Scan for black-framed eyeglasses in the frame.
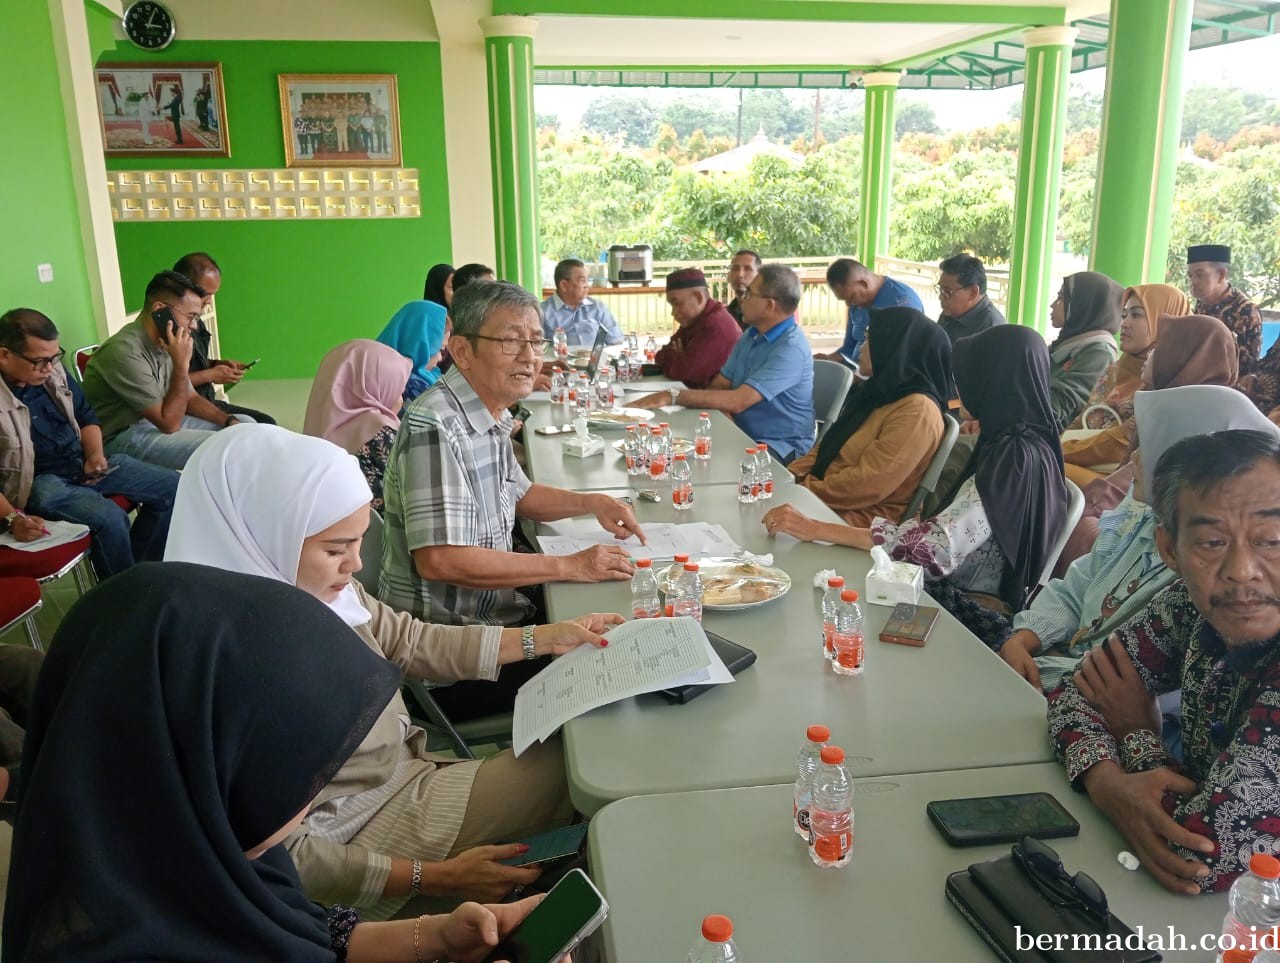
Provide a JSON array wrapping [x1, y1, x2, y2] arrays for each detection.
[[1013, 836, 1109, 923], [935, 284, 972, 299], [11, 347, 66, 371], [471, 335, 549, 356], [741, 287, 773, 304]]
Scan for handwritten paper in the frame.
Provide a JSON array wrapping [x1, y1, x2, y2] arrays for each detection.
[[0, 519, 89, 552], [512, 617, 732, 755], [535, 519, 742, 559]]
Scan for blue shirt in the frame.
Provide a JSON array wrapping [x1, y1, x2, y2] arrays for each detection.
[[540, 295, 624, 347], [719, 316, 815, 460], [839, 276, 924, 361], [14, 377, 99, 479]]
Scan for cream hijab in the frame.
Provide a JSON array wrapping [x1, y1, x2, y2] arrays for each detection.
[[164, 425, 374, 627]]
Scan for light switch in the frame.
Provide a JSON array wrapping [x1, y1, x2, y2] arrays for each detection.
[[37, 263, 53, 283]]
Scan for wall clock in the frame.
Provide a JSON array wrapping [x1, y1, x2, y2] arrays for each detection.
[[123, 1, 176, 51]]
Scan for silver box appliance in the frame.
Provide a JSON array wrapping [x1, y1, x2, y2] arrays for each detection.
[[607, 244, 653, 286]]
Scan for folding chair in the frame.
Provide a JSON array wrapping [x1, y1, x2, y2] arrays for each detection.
[[73, 344, 99, 382], [0, 577, 42, 649], [812, 359, 854, 442], [1032, 478, 1085, 597], [902, 413, 961, 521]]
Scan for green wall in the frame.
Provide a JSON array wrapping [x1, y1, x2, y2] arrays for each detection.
[[103, 40, 453, 378], [0, 0, 99, 351]]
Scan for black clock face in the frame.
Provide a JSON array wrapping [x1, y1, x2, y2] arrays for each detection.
[[124, 1, 175, 50]]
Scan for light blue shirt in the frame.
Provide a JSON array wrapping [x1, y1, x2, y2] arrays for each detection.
[[540, 294, 624, 347], [839, 276, 924, 361], [719, 316, 815, 460]]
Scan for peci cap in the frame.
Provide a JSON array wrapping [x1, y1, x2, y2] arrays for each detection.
[[1187, 244, 1231, 264], [666, 268, 708, 291]]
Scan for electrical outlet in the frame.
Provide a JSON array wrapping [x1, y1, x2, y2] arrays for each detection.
[[37, 263, 53, 283]]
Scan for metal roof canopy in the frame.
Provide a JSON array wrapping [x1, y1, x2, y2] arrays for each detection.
[[533, 1, 1280, 90]]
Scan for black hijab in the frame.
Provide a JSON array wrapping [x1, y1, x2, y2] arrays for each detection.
[[943, 326, 1068, 608], [1050, 271, 1123, 347], [810, 307, 952, 479], [423, 262, 454, 306], [3, 563, 403, 962]]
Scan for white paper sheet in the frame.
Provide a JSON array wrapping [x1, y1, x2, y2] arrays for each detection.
[[0, 519, 90, 552], [535, 520, 742, 559], [512, 617, 731, 755]]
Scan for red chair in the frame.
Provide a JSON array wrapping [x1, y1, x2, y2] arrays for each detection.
[[0, 577, 43, 650], [0, 533, 94, 622], [73, 344, 99, 382]]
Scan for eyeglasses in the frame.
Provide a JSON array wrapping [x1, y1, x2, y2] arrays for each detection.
[[11, 347, 66, 371], [935, 284, 972, 300], [1013, 836, 1109, 923], [471, 335, 549, 356], [740, 288, 773, 303]]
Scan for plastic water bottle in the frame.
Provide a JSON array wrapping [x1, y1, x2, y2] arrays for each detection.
[[644, 335, 658, 362], [647, 427, 669, 480], [671, 454, 693, 510], [595, 365, 615, 409], [636, 424, 651, 472], [622, 426, 641, 475], [809, 745, 854, 869], [793, 724, 831, 839], [549, 367, 568, 404], [753, 445, 774, 499], [830, 590, 864, 676], [659, 423, 674, 465], [1251, 945, 1280, 963], [738, 449, 757, 504], [630, 558, 661, 619], [553, 326, 568, 359], [820, 576, 846, 660], [687, 915, 740, 962], [626, 331, 639, 355], [1223, 855, 1280, 952], [695, 412, 713, 460], [664, 553, 689, 618], [672, 563, 703, 622], [575, 378, 591, 419]]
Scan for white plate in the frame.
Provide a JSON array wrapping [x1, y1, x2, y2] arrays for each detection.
[[587, 407, 654, 429], [658, 556, 792, 610]]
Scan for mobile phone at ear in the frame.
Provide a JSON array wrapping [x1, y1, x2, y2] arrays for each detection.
[[926, 792, 1079, 847], [481, 868, 608, 963], [151, 306, 176, 342]]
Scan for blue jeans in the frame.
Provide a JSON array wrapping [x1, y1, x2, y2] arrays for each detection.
[[27, 454, 180, 578], [104, 415, 254, 470]]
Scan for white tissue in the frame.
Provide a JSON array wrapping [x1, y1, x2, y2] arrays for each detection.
[[814, 568, 838, 589], [864, 546, 923, 606], [739, 551, 774, 566]]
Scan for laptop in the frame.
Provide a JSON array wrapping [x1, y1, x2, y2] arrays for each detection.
[[584, 326, 609, 380], [659, 631, 757, 704]]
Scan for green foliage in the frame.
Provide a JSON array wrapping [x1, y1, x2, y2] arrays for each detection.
[[580, 92, 660, 146], [889, 150, 1016, 260], [895, 100, 939, 138], [660, 97, 735, 140]]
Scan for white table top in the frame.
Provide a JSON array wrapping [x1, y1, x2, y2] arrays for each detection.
[[587, 765, 1228, 962], [522, 400, 794, 492], [543, 483, 1054, 815]]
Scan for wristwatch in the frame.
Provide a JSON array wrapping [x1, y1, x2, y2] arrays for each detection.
[[522, 626, 538, 660], [0, 512, 17, 535], [668, 387, 680, 405]]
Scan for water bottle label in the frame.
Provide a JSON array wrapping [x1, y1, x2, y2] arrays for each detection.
[[823, 622, 836, 657], [764, 479, 774, 494], [751, 482, 762, 497], [695, 437, 711, 456], [811, 829, 852, 863], [795, 806, 811, 835], [649, 456, 667, 477], [835, 634, 864, 669], [739, 481, 753, 500]]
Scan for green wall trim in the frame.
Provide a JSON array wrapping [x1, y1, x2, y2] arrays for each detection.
[[493, 0, 1068, 26], [858, 84, 896, 267], [102, 38, 453, 379], [486, 34, 541, 295]]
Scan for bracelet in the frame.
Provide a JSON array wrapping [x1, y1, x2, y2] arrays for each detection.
[[522, 625, 538, 660], [413, 914, 427, 963], [409, 857, 422, 896], [325, 905, 360, 961]]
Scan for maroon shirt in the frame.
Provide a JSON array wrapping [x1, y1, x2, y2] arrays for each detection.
[[654, 298, 742, 389]]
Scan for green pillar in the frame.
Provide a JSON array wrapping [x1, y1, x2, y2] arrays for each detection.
[[1008, 25, 1078, 333], [1090, 0, 1194, 284], [857, 71, 899, 268], [481, 15, 541, 295]]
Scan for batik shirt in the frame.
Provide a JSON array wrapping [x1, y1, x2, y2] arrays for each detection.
[[1048, 580, 1280, 892], [1198, 286, 1262, 375]]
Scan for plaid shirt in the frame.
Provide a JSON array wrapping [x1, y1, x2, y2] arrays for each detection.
[[1198, 286, 1263, 375], [1048, 580, 1280, 892], [378, 366, 534, 626]]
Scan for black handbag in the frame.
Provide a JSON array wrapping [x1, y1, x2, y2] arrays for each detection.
[[944, 837, 1162, 963]]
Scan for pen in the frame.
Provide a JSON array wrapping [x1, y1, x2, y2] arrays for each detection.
[[14, 509, 51, 537]]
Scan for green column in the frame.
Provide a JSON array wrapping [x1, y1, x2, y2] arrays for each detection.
[[1090, 0, 1194, 284], [857, 71, 899, 268], [481, 15, 541, 294], [1007, 25, 1078, 333]]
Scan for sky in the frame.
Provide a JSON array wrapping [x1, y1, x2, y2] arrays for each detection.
[[535, 32, 1280, 133]]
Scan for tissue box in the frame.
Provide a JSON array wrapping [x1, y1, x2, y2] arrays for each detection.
[[563, 433, 604, 458], [864, 559, 923, 607]]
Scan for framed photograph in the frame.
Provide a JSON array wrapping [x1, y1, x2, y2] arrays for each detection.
[[278, 73, 401, 168], [96, 62, 229, 157]]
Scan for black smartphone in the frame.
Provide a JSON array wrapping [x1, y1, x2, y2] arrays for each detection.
[[151, 306, 176, 342], [499, 824, 588, 868], [926, 792, 1080, 847], [481, 868, 608, 963], [243, 357, 262, 369]]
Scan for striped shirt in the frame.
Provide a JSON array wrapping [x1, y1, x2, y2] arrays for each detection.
[[378, 365, 534, 626]]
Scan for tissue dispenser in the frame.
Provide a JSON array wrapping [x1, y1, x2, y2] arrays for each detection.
[[864, 549, 924, 607], [563, 432, 605, 458]]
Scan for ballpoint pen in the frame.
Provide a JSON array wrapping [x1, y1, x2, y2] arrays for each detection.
[[13, 509, 52, 537]]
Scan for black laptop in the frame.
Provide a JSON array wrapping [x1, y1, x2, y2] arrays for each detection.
[[659, 631, 757, 704], [584, 326, 609, 380]]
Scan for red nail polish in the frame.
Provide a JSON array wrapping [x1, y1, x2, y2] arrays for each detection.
[[516, 844, 530, 853], [600, 639, 609, 647]]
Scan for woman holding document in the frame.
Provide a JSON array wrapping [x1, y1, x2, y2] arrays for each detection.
[[165, 425, 620, 919]]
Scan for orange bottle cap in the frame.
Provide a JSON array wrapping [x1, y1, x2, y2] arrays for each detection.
[[1252, 853, 1280, 879], [684, 562, 699, 572], [840, 589, 858, 602], [820, 745, 845, 764], [806, 724, 830, 742], [827, 576, 845, 587], [701, 915, 733, 942], [635, 558, 652, 568], [675, 453, 688, 461], [674, 553, 689, 563], [700, 411, 710, 417]]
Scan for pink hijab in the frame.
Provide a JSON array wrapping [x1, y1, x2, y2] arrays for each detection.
[[303, 340, 412, 455]]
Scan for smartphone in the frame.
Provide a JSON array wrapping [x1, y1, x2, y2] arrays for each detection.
[[534, 424, 576, 436], [879, 603, 940, 647], [926, 792, 1080, 847], [500, 823, 588, 867], [151, 306, 176, 342], [481, 868, 608, 963], [243, 357, 262, 369], [75, 464, 119, 485]]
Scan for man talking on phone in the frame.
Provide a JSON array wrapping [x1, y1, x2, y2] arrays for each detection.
[[83, 270, 254, 471], [0, 308, 179, 576]]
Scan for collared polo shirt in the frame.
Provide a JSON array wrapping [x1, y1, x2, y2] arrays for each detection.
[[839, 276, 924, 361], [720, 316, 815, 460], [378, 365, 534, 627], [540, 294, 624, 347], [81, 318, 174, 440]]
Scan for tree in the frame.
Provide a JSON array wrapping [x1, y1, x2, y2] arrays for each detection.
[[660, 97, 734, 140], [739, 90, 808, 141], [654, 122, 681, 158], [1181, 86, 1248, 143], [579, 92, 660, 145], [895, 100, 939, 138], [535, 111, 559, 131], [1009, 84, 1102, 133]]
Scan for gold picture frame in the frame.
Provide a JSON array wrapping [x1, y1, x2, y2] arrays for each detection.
[[97, 62, 230, 157], [278, 73, 401, 168]]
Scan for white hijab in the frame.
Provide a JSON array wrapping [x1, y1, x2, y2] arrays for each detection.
[[1135, 385, 1280, 498], [164, 425, 374, 627]]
